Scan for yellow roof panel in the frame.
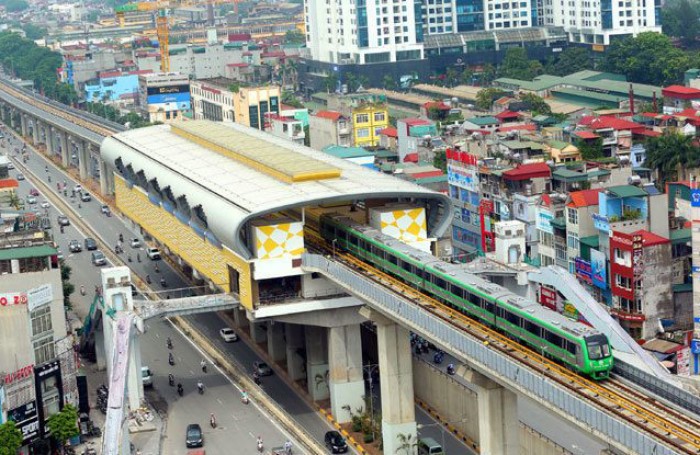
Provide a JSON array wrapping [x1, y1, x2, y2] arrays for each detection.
[[172, 121, 341, 183]]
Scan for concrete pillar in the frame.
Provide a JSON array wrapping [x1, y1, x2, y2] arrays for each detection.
[[305, 325, 329, 401], [249, 320, 266, 344], [76, 139, 88, 179], [94, 319, 107, 371], [46, 127, 55, 155], [127, 330, 144, 410], [20, 114, 27, 137], [329, 324, 365, 423], [363, 308, 417, 455], [468, 369, 519, 455], [31, 120, 39, 145], [267, 321, 286, 363], [60, 132, 69, 167], [99, 159, 110, 196], [231, 307, 246, 329], [9, 110, 16, 129], [285, 324, 305, 381]]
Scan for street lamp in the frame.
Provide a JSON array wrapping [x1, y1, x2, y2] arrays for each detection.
[[363, 363, 379, 441]]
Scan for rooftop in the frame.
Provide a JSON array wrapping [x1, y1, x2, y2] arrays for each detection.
[[0, 244, 57, 261], [606, 185, 648, 198], [466, 116, 499, 126], [502, 162, 551, 181], [322, 145, 373, 159], [313, 110, 343, 121], [632, 229, 669, 247], [567, 189, 603, 208]]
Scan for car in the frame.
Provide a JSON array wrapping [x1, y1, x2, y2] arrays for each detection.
[[16, 173, 24, 181], [7, 163, 14, 170], [130, 238, 141, 248], [324, 431, 348, 453], [80, 192, 91, 202], [29, 188, 39, 196], [91, 250, 107, 266], [84, 237, 97, 250], [101, 205, 110, 215], [40, 201, 50, 209], [57, 215, 70, 226], [68, 240, 82, 253], [26, 196, 37, 204], [253, 361, 272, 376], [185, 424, 203, 448], [73, 184, 82, 193], [219, 328, 238, 342], [146, 247, 161, 260], [141, 366, 153, 387], [56, 249, 64, 261]]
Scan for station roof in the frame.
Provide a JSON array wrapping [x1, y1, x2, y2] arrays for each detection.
[[101, 121, 451, 258]]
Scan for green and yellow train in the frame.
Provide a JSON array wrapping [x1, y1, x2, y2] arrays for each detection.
[[321, 214, 613, 380]]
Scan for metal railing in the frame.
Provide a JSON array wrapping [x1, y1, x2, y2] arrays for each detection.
[[302, 253, 683, 455]]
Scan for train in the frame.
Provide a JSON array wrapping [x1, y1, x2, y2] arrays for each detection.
[[320, 213, 614, 380]]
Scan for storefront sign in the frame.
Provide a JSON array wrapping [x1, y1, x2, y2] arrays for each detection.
[[9, 401, 39, 444], [3, 365, 34, 386], [539, 285, 558, 311], [28, 284, 53, 312], [35, 359, 63, 437], [0, 292, 28, 307], [480, 199, 494, 214], [575, 258, 592, 285], [611, 308, 646, 322], [691, 189, 700, 207], [563, 301, 579, 321]]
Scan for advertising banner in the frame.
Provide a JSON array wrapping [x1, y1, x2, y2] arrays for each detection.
[[8, 401, 39, 444], [147, 92, 191, 106], [575, 258, 592, 285], [28, 284, 53, 312], [447, 164, 479, 192], [591, 249, 607, 289]]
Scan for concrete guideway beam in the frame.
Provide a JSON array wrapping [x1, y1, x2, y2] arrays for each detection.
[[328, 324, 365, 423], [361, 307, 418, 455]]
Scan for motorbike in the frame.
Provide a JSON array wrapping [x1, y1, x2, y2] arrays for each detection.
[[146, 274, 152, 284], [210, 416, 217, 429], [433, 351, 444, 364], [160, 277, 167, 287], [201, 363, 207, 374], [168, 353, 175, 366], [447, 364, 455, 375], [166, 338, 172, 349], [197, 384, 204, 395], [257, 440, 264, 453], [253, 374, 261, 385], [241, 393, 249, 405], [177, 384, 183, 396], [168, 374, 174, 386]]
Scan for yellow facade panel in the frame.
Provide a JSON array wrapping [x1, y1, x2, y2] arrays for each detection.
[[252, 221, 305, 259], [370, 207, 428, 243], [114, 175, 255, 310]]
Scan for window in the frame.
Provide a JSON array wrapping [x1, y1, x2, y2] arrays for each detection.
[[615, 274, 632, 289], [374, 112, 386, 122], [567, 208, 578, 225], [355, 113, 370, 123], [31, 306, 52, 337], [567, 232, 579, 250], [33, 337, 55, 365], [356, 128, 370, 138]]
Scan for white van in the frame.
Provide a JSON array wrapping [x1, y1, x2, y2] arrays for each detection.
[[141, 366, 153, 387], [418, 437, 443, 455]]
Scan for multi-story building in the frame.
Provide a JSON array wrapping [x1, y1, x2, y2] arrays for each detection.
[[0, 230, 77, 453], [265, 113, 306, 144], [564, 189, 602, 274], [190, 78, 236, 122], [304, 0, 424, 64], [232, 85, 281, 130], [309, 110, 352, 150], [138, 72, 191, 123], [84, 70, 151, 105], [544, 0, 661, 45], [397, 118, 438, 162], [447, 149, 483, 258], [353, 103, 389, 148]]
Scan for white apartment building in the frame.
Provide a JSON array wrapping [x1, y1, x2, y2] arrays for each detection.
[[305, 0, 424, 64], [543, 0, 661, 45]]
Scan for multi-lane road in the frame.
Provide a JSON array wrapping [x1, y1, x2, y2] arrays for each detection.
[[4, 130, 471, 455]]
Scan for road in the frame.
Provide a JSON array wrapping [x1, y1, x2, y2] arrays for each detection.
[[6, 130, 498, 455]]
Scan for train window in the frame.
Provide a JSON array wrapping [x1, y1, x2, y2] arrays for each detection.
[[523, 320, 541, 337], [496, 306, 505, 318], [566, 341, 577, 355], [545, 331, 564, 348], [397, 258, 406, 270], [505, 311, 521, 326], [484, 300, 494, 313], [337, 230, 346, 241], [468, 293, 480, 305], [388, 255, 397, 265], [434, 276, 446, 289], [414, 266, 424, 280]]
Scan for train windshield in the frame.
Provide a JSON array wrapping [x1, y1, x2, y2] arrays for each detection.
[[585, 335, 611, 360]]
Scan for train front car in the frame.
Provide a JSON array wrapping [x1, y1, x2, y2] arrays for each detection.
[[583, 334, 614, 379]]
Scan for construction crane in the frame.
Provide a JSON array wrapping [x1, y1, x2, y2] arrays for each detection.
[[156, 8, 170, 72]]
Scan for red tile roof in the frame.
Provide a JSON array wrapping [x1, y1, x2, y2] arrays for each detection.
[[494, 110, 520, 120], [0, 179, 19, 189], [261, 51, 285, 58], [99, 70, 122, 78], [314, 110, 342, 121], [411, 170, 444, 179], [403, 153, 419, 163], [632, 229, 670, 247], [227, 63, 249, 68], [662, 85, 700, 99], [574, 131, 600, 140], [497, 123, 536, 133], [636, 129, 662, 137], [379, 127, 397, 138], [402, 118, 432, 127], [578, 116, 645, 132], [540, 193, 551, 207], [502, 162, 551, 181], [567, 189, 602, 208]]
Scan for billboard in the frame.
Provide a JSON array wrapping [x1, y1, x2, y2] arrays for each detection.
[[8, 401, 39, 444], [146, 84, 189, 96], [591, 249, 607, 289], [147, 92, 191, 108], [575, 258, 592, 285], [34, 359, 63, 437], [447, 164, 478, 192], [536, 208, 553, 234]]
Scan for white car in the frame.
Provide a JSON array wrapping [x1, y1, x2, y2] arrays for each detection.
[[73, 184, 82, 193], [219, 328, 238, 342], [41, 201, 50, 208], [130, 238, 141, 248], [146, 247, 161, 260]]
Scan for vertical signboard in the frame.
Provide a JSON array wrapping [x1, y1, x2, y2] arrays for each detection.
[[632, 233, 644, 289], [34, 360, 63, 437], [591, 249, 607, 289], [8, 401, 40, 444]]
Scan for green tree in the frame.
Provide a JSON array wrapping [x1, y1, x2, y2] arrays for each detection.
[[575, 138, 603, 160], [601, 32, 692, 85], [444, 67, 459, 88], [0, 420, 23, 455], [281, 90, 303, 108], [2, 0, 28, 12], [662, 0, 700, 47], [55, 83, 78, 106], [46, 404, 79, 453], [520, 92, 552, 115], [460, 67, 474, 85], [344, 72, 358, 93], [479, 63, 496, 85], [22, 24, 47, 40], [644, 131, 700, 185], [433, 149, 446, 172], [382, 74, 397, 90], [303, 124, 310, 147], [547, 47, 591, 76], [324, 73, 339, 93], [475, 87, 507, 110], [499, 48, 542, 80], [284, 30, 305, 45], [61, 260, 75, 309]]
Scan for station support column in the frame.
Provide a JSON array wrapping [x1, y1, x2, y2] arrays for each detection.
[[362, 307, 417, 455], [76, 138, 89, 180], [305, 326, 329, 401], [249, 319, 266, 344], [60, 131, 69, 167], [46, 126, 55, 155], [285, 324, 305, 381], [20, 114, 27, 137], [267, 321, 286, 363], [31, 119, 39, 145], [99, 158, 110, 195], [9, 109, 16, 129], [466, 369, 518, 455], [328, 324, 365, 423]]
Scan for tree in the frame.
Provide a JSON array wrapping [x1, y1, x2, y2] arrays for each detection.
[[460, 67, 474, 86], [394, 432, 418, 455], [22, 24, 47, 40], [662, 0, 700, 47], [55, 83, 78, 106], [0, 421, 23, 455], [433, 149, 446, 172], [61, 260, 75, 309], [601, 32, 693, 85], [547, 47, 591, 76], [284, 30, 305, 45], [382, 74, 397, 90], [520, 92, 552, 116], [2, 0, 28, 12], [499, 48, 542, 81], [324, 73, 339, 93], [281, 90, 303, 108], [475, 87, 507, 110], [479, 63, 496, 85], [46, 404, 79, 454], [644, 131, 700, 185], [575, 138, 603, 160], [444, 67, 459, 88]]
